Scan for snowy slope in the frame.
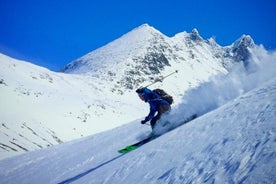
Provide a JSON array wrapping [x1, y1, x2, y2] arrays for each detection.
[[0, 54, 144, 160], [0, 54, 141, 160], [0, 75, 275, 184], [0, 23, 270, 161]]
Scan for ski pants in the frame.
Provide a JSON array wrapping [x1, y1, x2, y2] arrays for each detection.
[[150, 104, 171, 128]]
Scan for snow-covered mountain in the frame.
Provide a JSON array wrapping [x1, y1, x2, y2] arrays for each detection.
[[0, 72, 275, 184], [0, 23, 271, 161]]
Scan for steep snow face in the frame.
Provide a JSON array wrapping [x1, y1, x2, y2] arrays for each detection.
[[0, 23, 266, 161], [0, 76, 275, 184]]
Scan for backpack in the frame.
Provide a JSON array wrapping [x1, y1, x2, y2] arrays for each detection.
[[153, 88, 173, 105]]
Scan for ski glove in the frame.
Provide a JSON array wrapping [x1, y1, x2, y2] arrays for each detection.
[[141, 120, 147, 124]]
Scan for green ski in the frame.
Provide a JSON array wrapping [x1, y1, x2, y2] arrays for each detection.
[[118, 136, 154, 154]]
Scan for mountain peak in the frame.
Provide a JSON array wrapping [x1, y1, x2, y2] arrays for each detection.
[[125, 23, 165, 39], [234, 34, 255, 48], [232, 34, 255, 64], [190, 28, 203, 41], [135, 23, 152, 30], [61, 23, 168, 76]]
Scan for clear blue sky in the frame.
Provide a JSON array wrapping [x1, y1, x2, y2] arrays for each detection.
[[0, 0, 275, 71]]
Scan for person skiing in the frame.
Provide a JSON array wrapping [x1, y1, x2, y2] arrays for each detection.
[[136, 87, 171, 129]]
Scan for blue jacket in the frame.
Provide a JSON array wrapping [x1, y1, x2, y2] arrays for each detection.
[[138, 87, 170, 122]]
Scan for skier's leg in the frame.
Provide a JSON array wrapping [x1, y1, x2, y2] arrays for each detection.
[[150, 115, 160, 129], [150, 105, 170, 128]]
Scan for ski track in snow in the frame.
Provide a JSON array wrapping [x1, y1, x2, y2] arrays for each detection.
[[0, 78, 275, 184]]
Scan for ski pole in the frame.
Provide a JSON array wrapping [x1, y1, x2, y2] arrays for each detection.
[[144, 70, 178, 88]]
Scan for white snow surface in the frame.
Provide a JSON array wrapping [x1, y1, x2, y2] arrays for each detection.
[[0, 75, 275, 184]]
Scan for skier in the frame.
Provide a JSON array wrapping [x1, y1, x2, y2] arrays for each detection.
[[136, 87, 171, 129]]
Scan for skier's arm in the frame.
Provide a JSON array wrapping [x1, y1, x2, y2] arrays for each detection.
[[144, 106, 156, 122]]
